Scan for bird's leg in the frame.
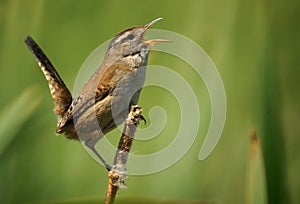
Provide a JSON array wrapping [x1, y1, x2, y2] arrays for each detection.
[[85, 138, 112, 171]]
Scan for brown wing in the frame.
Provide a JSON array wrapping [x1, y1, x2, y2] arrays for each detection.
[[56, 59, 136, 139], [56, 82, 114, 135]]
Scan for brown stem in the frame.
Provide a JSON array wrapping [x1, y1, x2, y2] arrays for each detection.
[[104, 105, 143, 204]]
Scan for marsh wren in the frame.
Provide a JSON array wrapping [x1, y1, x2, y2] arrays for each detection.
[[25, 18, 167, 170]]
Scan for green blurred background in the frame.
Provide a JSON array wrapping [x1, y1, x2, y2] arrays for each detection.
[[0, 0, 299, 203]]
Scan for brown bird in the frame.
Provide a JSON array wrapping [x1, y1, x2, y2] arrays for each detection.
[[25, 18, 167, 170]]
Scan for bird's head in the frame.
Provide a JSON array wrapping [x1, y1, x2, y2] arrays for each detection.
[[105, 18, 168, 67]]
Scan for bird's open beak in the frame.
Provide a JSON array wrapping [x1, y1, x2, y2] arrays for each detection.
[[144, 17, 163, 29], [144, 18, 171, 45], [145, 39, 170, 46]]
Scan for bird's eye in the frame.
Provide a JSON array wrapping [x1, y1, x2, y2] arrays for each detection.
[[119, 33, 135, 44], [127, 34, 135, 40], [123, 51, 141, 58]]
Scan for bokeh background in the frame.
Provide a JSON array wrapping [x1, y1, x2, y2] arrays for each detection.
[[0, 0, 299, 203]]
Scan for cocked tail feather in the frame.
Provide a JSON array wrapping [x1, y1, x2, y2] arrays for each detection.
[[24, 36, 73, 118]]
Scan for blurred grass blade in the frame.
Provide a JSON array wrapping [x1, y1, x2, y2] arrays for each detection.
[[247, 130, 268, 204], [0, 86, 41, 156]]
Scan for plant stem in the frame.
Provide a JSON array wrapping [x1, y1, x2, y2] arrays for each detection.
[[104, 105, 143, 204]]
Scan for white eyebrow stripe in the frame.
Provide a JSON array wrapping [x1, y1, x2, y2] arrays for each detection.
[[114, 31, 130, 43]]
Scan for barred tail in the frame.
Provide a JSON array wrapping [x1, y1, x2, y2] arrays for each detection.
[[25, 35, 72, 118]]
